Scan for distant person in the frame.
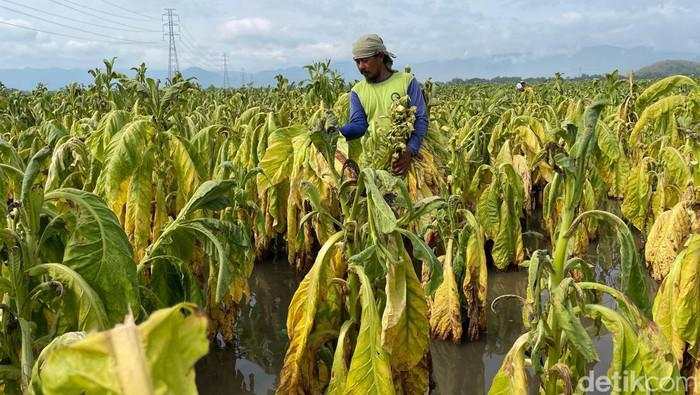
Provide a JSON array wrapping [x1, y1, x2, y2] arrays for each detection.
[[335, 33, 428, 176], [516, 80, 527, 92]]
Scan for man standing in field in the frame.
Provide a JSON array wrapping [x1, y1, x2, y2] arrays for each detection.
[[336, 33, 429, 176]]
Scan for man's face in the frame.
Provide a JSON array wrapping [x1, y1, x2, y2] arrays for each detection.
[[355, 53, 384, 81]]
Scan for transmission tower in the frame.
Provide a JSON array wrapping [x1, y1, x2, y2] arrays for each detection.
[[162, 8, 180, 80], [222, 53, 230, 88]]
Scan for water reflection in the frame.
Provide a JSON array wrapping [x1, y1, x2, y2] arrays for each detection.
[[196, 259, 298, 395], [431, 270, 529, 395]]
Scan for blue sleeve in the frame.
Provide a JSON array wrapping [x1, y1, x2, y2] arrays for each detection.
[[406, 78, 428, 154], [339, 91, 368, 140]]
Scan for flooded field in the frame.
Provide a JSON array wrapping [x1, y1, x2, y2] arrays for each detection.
[[195, 209, 642, 394]]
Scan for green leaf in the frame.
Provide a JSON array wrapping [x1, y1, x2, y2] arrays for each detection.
[[362, 169, 397, 235], [178, 180, 236, 218], [395, 228, 442, 295], [586, 304, 683, 395], [327, 320, 354, 394], [177, 220, 229, 304], [45, 188, 139, 325], [569, 210, 651, 314], [571, 96, 607, 161], [491, 196, 520, 270], [345, 265, 395, 395], [398, 196, 444, 226], [29, 303, 208, 395], [476, 183, 500, 239], [27, 263, 108, 331], [552, 284, 599, 363], [20, 146, 51, 204], [636, 75, 697, 112]]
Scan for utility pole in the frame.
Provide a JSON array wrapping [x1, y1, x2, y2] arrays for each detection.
[[222, 53, 230, 88], [162, 8, 180, 80]]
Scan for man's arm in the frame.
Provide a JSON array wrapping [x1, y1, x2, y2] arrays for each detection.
[[406, 78, 429, 154], [339, 91, 368, 140]]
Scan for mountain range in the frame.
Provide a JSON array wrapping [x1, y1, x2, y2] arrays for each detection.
[[2, 45, 699, 90]]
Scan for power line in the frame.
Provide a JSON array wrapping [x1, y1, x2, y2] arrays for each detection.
[[0, 0, 158, 33], [178, 46, 214, 71], [179, 35, 219, 65], [58, 0, 153, 23], [178, 39, 218, 69], [178, 40, 218, 70], [0, 19, 158, 45], [178, 43, 211, 69], [98, 0, 157, 21], [179, 23, 220, 63], [0, 4, 159, 43], [46, 0, 159, 33]]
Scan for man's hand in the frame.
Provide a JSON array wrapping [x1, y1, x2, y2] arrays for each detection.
[[336, 149, 358, 182], [392, 148, 413, 176]]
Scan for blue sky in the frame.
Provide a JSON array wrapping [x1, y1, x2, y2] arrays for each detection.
[[0, 0, 698, 71]]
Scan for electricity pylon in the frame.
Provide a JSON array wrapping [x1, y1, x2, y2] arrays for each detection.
[[162, 8, 180, 80]]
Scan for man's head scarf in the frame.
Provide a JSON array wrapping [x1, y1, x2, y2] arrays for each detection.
[[352, 34, 396, 60]]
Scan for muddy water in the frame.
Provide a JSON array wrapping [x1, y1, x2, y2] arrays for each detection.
[[196, 258, 296, 395], [196, 223, 636, 394]]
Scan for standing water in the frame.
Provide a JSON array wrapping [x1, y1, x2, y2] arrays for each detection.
[[195, 260, 532, 394], [196, 221, 632, 394]]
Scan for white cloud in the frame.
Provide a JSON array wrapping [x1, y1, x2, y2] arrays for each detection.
[[0, 0, 698, 71], [560, 11, 582, 23], [0, 18, 38, 42], [295, 42, 343, 59], [218, 17, 273, 38]]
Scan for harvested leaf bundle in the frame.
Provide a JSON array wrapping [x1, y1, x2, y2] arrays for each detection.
[[362, 95, 415, 170]]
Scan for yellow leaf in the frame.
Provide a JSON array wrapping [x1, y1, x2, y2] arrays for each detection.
[[645, 202, 692, 281], [430, 239, 462, 342]]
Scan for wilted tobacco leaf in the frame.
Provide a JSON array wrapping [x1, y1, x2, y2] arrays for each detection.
[[430, 240, 463, 343], [488, 333, 530, 395], [653, 234, 700, 364], [278, 231, 344, 393], [645, 202, 692, 281], [382, 235, 429, 370]]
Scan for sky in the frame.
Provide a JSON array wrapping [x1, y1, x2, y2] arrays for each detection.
[[0, 0, 699, 72]]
